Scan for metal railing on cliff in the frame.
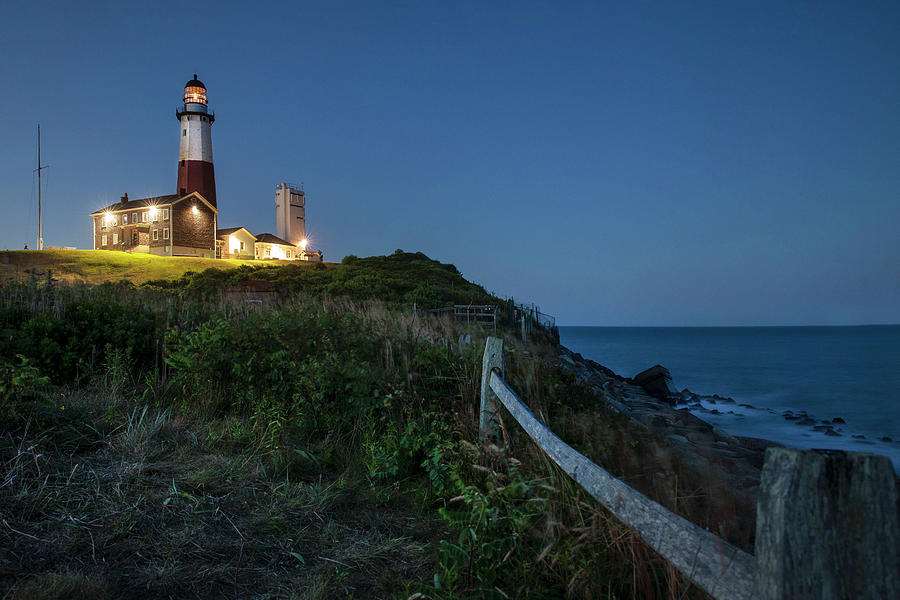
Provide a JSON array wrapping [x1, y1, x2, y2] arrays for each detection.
[[478, 336, 899, 600]]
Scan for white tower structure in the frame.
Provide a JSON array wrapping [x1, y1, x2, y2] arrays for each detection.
[[275, 182, 306, 247]]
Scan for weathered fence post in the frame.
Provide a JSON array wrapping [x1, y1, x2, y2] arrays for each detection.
[[755, 448, 900, 599], [479, 336, 504, 441]]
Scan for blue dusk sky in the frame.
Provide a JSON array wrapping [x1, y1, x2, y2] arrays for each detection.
[[1, 1, 898, 326]]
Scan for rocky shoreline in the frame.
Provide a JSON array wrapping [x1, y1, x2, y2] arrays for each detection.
[[555, 344, 777, 511]]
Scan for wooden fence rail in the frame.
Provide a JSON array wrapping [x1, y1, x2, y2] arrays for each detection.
[[478, 336, 899, 600]]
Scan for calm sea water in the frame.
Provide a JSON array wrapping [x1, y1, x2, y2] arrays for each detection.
[[558, 326, 900, 470]]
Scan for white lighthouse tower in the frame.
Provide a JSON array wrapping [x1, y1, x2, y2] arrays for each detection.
[[176, 74, 217, 206]]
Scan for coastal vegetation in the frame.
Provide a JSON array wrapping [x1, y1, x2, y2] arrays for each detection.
[[0, 251, 729, 599]]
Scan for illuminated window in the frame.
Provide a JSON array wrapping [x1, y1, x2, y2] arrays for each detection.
[[123, 214, 128, 224], [163, 228, 169, 240], [142, 212, 148, 222], [101, 234, 107, 246], [132, 212, 138, 223], [265, 247, 271, 257], [113, 233, 119, 244], [153, 230, 158, 241]]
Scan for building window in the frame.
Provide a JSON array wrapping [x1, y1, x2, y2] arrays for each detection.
[[183, 130, 186, 136], [152, 211, 159, 222], [239, 241, 245, 251], [113, 233, 119, 245], [265, 247, 271, 257], [142, 212, 148, 222], [132, 212, 138, 223], [163, 208, 169, 220], [101, 234, 107, 246], [153, 229, 159, 241], [123, 214, 128, 224], [163, 228, 169, 240], [287, 249, 292, 258]]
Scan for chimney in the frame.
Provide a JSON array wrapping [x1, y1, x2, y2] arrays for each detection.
[[120, 193, 129, 204]]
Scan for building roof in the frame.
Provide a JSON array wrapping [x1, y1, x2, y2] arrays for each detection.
[[90, 194, 179, 215], [185, 74, 205, 89], [217, 227, 256, 241], [255, 233, 294, 246], [91, 191, 218, 215]]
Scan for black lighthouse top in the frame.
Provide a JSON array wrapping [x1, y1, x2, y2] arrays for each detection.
[[184, 74, 207, 105]]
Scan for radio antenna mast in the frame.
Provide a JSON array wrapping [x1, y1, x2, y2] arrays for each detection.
[[34, 124, 50, 250]]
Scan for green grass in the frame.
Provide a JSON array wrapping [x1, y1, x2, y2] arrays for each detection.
[[0, 393, 442, 599], [0, 249, 324, 284]]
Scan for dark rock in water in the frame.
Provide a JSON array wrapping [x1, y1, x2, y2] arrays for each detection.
[[825, 429, 841, 437], [832, 417, 846, 424], [797, 417, 816, 426], [813, 425, 833, 431], [782, 410, 794, 416], [707, 398, 717, 405], [882, 436, 893, 443], [717, 397, 736, 405], [738, 403, 754, 409], [852, 434, 866, 439], [784, 414, 800, 421], [711, 409, 721, 415], [632, 365, 678, 405]]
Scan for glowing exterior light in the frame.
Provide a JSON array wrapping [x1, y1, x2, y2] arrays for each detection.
[[271, 245, 286, 260], [299, 238, 308, 250], [104, 212, 115, 226], [228, 235, 240, 254], [191, 205, 198, 215], [148, 206, 158, 218]]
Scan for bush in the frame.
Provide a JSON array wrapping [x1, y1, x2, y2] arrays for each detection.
[[10, 299, 159, 384]]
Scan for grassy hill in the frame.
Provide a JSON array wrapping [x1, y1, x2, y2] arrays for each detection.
[[0, 249, 496, 309], [0, 250, 724, 598], [0, 249, 294, 284]]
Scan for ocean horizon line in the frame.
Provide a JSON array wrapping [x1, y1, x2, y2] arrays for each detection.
[[558, 323, 900, 329]]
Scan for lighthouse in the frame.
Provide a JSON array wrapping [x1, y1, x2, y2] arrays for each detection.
[[176, 74, 217, 206]]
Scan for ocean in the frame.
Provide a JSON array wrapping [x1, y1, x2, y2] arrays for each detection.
[[558, 326, 900, 471]]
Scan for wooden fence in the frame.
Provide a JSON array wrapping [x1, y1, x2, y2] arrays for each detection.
[[478, 336, 899, 599], [426, 304, 498, 328]]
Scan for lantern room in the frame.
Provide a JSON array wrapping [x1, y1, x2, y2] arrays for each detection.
[[183, 74, 207, 105]]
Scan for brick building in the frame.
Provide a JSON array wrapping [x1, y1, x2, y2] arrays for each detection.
[[90, 192, 218, 257]]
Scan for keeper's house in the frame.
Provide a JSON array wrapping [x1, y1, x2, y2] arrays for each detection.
[[254, 233, 300, 260], [90, 192, 218, 258], [215, 227, 256, 259]]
